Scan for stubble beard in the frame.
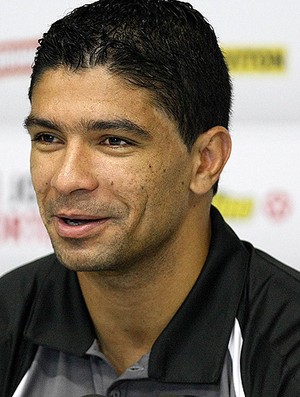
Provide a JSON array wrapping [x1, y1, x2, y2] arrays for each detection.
[[50, 224, 177, 285], [39, 197, 134, 272], [49, 231, 135, 274]]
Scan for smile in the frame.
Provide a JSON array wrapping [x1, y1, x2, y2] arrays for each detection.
[[62, 217, 100, 226], [54, 215, 111, 239]]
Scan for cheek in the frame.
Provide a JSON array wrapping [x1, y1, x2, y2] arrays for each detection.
[[103, 164, 154, 221], [135, 162, 188, 211], [147, 163, 191, 221], [110, 170, 150, 207], [30, 156, 52, 195]]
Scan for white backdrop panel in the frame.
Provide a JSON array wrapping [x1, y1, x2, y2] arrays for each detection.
[[0, 1, 299, 275]]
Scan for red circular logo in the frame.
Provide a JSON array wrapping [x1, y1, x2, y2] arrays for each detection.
[[264, 191, 292, 221]]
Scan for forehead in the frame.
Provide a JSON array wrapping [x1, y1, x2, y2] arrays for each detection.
[[31, 66, 152, 109], [29, 66, 182, 143]]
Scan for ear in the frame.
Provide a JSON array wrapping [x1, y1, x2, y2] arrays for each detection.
[[189, 126, 231, 195]]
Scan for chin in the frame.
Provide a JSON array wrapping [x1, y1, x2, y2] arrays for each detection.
[[53, 247, 124, 273]]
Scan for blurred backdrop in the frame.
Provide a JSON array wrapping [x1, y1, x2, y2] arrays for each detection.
[[1, 0, 300, 275]]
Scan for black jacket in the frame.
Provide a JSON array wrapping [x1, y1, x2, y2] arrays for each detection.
[[1, 207, 300, 396]]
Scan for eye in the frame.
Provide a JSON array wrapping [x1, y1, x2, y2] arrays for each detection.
[[101, 136, 130, 147], [31, 133, 61, 144]]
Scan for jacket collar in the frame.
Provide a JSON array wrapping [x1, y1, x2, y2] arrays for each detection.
[[24, 206, 250, 383], [24, 257, 96, 356], [149, 207, 250, 383]]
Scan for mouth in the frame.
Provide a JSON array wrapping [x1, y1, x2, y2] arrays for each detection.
[[53, 214, 111, 239], [61, 217, 101, 226]]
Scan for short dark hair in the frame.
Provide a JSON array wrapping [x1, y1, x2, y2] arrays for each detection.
[[29, 0, 232, 192]]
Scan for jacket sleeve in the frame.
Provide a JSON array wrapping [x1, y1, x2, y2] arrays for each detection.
[[0, 262, 47, 397], [239, 247, 300, 396]]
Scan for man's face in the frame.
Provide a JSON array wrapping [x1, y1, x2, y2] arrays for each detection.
[[27, 66, 196, 272]]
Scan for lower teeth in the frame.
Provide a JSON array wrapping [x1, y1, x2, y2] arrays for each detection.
[[64, 219, 88, 226]]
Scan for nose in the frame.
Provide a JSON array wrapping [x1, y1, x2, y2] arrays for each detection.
[[50, 141, 99, 195]]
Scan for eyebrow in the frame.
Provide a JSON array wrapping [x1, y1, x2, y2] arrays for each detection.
[[24, 116, 152, 139]]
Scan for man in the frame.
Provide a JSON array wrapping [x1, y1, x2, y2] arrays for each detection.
[[1, 0, 300, 396]]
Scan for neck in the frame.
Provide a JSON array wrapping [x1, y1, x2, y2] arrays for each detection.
[[77, 206, 211, 374]]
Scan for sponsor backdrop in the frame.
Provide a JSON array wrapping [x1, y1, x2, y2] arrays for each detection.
[[1, 0, 300, 276]]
